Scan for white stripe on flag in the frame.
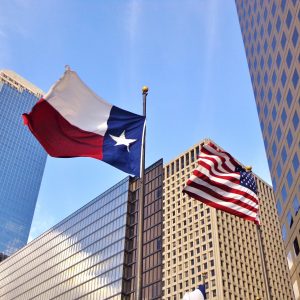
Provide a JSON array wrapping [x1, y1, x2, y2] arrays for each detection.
[[183, 142, 259, 223], [44, 70, 112, 135], [189, 175, 258, 208], [184, 185, 257, 219]]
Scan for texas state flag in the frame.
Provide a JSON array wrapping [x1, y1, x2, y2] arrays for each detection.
[[23, 69, 145, 177]]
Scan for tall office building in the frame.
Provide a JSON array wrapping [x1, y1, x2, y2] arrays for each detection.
[[0, 160, 163, 299], [235, 1, 300, 297], [162, 139, 293, 299], [0, 70, 47, 256]]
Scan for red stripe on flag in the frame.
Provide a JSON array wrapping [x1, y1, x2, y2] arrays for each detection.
[[199, 154, 233, 174], [183, 143, 260, 223], [197, 161, 240, 184], [200, 148, 235, 173], [186, 179, 258, 212], [205, 142, 240, 168], [183, 189, 258, 223], [193, 169, 258, 204], [23, 100, 104, 159]]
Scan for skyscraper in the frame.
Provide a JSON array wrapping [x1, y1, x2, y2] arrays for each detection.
[[162, 139, 293, 299], [0, 70, 47, 256], [235, 1, 300, 297], [0, 160, 163, 299]]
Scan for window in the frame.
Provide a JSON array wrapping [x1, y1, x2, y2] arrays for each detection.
[[272, 177, 276, 191], [281, 146, 287, 161], [281, 32, 287, 48], [281, 185, 287, 202], [268, 122, 272, 136], [276, 53, 282, 68], [257, 72, 261, 84], [293, 196, 299, 215], [287, 170, 293, 187], [292, 28, 299, 48], [281, 70, 287, 87], [292, 112, 299, 130], [276, 163, 282, 177], [287, 130, 293, 147], [272, 36, 276, 51], [271, 3, 276, 16], [272, 71, 277, 85], [286, 50, 292, 68], [294, 237, 299, 256], [268, 88, 272, 102], [263, 7, 267, 19], [272, 142, 277, 156], [263, 40, 267, 52], [281, 108, 287, 125], [272, 106, 277, 120], [276, 127, 282, 141], [287, 251, 293, 269], [267, 55, 272, 69], [292, 69, 299, 89], [286, 90, 292, 107], [267, 21, 272, 36], [260, 57, 264, 68], [254, 58, 257, 70], [292, 153, 299, 172], [286, 10, 292, 28], [276, 89, 282, 104], [287, 211, 294, 228], [264, 72, 268, 84], [257, 42, 261, 54], [264, 105, 268, 118], [282, 225, 287, 240], [276, 200, 282, 215]]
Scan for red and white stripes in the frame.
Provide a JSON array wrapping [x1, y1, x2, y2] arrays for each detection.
[[183, 143, 259, 223]]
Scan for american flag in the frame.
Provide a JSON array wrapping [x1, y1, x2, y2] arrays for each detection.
[[183, 142, 259, 223]]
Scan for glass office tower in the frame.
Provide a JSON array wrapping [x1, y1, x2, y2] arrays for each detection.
[[0, 160, 163, 299], [235, 1, 300, 297], [0, 70, 47, 256]]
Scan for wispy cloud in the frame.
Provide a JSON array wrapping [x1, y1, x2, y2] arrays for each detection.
[[125, 0, 142, 46], [198, 0, 221, 124], [28, 203, 56, 242]]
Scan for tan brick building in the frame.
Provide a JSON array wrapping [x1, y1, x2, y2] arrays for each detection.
[[162, 139, 293, 299]]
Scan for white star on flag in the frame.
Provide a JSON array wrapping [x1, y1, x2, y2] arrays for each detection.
[[110, 130, 137, 152]]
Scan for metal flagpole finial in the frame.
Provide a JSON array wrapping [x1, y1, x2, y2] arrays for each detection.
[[142, 86, 149, 95], [245, 166, 252, 172], [65, 65, 71, 72]]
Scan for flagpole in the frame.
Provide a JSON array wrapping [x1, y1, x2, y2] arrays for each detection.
[[246, 166, 272, 300], [136, 86, 148, 300], [256, 224, 272, 300]]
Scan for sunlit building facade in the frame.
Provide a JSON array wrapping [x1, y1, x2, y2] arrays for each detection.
[[0, 160, 163, 300], [235, 1, 300, 297], [0, 70, 47, 256], [162, 139, 293, 299], [126, 159, 163, 299]]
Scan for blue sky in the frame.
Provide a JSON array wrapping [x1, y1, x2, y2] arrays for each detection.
[[1, 0, 271, 240]]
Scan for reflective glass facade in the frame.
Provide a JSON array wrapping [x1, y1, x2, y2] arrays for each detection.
[[235, 1, 300, 296], [0, 177, 130, 300], [0, 160, 163, 300], [0, 70, 47, 256]]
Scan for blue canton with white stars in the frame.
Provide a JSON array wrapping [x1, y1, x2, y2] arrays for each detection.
[[235, 166, 258, 194]]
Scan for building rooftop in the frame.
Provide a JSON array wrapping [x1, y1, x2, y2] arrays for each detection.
[[0, 69, 44, 98]]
